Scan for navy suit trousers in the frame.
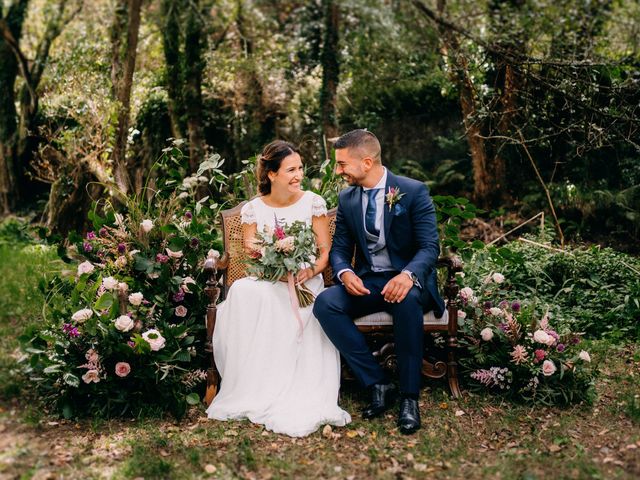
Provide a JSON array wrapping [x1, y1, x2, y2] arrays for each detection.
[[313, 271, 424, 395]]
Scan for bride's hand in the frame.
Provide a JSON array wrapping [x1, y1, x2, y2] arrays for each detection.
[[295, 267, 315, 285]]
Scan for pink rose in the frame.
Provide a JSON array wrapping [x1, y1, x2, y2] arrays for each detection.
[[82, 369, 100, 384], [175, 305, 188, 317], [115, 362, 131, 377], [542, 359, 557, 376]]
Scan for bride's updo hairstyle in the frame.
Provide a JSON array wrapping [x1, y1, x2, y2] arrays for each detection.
[[256, 140, 300, 195]]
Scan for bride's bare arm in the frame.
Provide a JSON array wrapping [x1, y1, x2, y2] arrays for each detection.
[[242, 222, 258, 255], [296, 214, 331, 284]]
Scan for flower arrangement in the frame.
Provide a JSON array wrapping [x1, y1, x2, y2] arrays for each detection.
[[457, 273, 597, 405], [19, 197, 221, 419], [246, 218, 318, 307]]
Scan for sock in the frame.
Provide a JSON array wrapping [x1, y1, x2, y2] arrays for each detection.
[[401, 392, 418, 400]]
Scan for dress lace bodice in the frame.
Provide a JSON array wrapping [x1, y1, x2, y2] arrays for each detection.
[[241, 191, 327, 231]]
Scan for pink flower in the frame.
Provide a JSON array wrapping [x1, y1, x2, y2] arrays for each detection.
[[510, 345, 528, 365], [275, 236, 295, 253], [534, 349, 546, 362], [115, 362, 131, 377], [542, 359, 557, 376], [81, 369, 100, 384], [175, 305, 188, 317], [579, 350, 591, 363], [274, 225, 286, 240], [480, 327, 494, 341]]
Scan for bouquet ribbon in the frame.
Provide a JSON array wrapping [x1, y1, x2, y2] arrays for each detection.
[[287, 272, 304, 340]]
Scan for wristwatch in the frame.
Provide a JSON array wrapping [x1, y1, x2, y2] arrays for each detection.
[[402, 270, 419, 286]]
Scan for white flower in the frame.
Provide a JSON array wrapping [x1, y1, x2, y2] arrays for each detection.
[[542, 360, 557, 376], [166, 248, 183, 259], [128, 292, 144, 306], [275, 236, 295, 253], [102, 276, 118, 290], [492, 273, 505, 284], [117, 282, 128, 292], [114, 315, 134, 332], [140, 219, 154, 233], [469, 296, 479, 307], [533, 330, 551, 345], [456, 271, 466, 278], [480, 327, 494, 341], [71, 308, 93, 323], [489, 307, 503, 317], [175, 305, 188, 317], [579, 350, 591, 363], [142, 329, 166, 351], [460, 287, 474, 301], [82, 369, 100, 384], [77, 261, 95, 276], [178, 191, 190, 199], [207, 249, 220, 260], [457, 310, 467, 320]]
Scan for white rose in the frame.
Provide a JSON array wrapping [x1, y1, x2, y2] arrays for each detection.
[[102, 276, 118, 290], [71, 308, 93, 323], [457, 310, 467, 320], [579, 350, 591, 363], [492, 273, 505, 284], [77, 261, 95, 276], [142, 329, 166, 351], [533, 330, 551, 345], [128, 292, 144, 306], [460, 287, 474, 301], [140, 219, 154, 233], [480, 327, 494, 341], [542, 360, 557, 376], [469, 296, 479, 307], [166, 248, 183, 259], [489, 307, 503, 317], [117, 282, 129, 292], [114, 315, 134, 332], [207, 249, 220, 260]]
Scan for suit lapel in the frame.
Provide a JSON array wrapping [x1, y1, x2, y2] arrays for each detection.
[[383, 171, 399, 241]]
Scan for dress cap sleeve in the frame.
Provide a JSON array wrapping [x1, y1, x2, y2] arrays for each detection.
[[240, 201, 257, 225], [311, 193, 328, 217]]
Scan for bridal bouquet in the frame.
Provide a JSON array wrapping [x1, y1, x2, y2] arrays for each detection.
[[246, 218, 318, 308]]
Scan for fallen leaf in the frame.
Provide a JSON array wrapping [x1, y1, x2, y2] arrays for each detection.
[[204, 464, 217, 473], [346, 431, 358, 438], [455, 410, 465, 417], [548, 444, 562, 453], [322, 425, 332, 438], [439, 402, 449, 410]]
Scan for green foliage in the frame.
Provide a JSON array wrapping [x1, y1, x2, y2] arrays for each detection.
[[462, 238, 640, 339], [0, 217, 35, 245], [432, 195, 483, 259]]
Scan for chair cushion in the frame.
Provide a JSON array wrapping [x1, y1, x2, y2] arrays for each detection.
[[354, 309, 449, 327]]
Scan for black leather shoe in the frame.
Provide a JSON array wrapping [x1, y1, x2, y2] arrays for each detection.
[[362, 383, 397, 419], [397, 398, 421, 434]]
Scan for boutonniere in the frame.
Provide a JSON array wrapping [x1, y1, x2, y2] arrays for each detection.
[[385, 186, 406, 212]]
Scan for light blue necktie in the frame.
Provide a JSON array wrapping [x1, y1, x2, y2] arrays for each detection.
[[364, 188, 380, 237]]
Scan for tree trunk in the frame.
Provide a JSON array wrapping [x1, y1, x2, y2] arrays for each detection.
[[319, 0, 340, 145], [110, 0, 143, 195], [432, 0, 493, 206], [160, 0, 185, 139], [184, 0, 205, 173], [0, 0, 30, 214]]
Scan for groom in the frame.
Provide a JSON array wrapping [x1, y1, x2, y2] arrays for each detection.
[[313, 129, 444, 434]]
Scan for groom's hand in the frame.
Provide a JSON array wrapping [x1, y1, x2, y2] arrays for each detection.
[[381, 274, 414, 303], [341, 271, 370, 296]]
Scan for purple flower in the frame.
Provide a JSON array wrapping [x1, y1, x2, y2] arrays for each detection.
[[548, 330, 559, 341], [117, 243, 126, 254], [511, 301, 521, 312], [484, 301, 493, 309], [190, 237, 200, 248], [173, 291, 185, 302], [62, 323, 80, 338], [571, 336, 581, 345], [86, 231, 96, 240], [99, 227, 108, 237], [556, 343, 566, 352], [127, 340, 135, 348], [83, 242, 93, 252], [97, 250, 105, 258], [185, 211, 193, 220], [156, 253, 169, 263], [499, 300, 509, 309], [498, 322, 508, 332]]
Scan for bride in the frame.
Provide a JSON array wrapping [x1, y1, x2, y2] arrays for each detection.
[[206, 140, 351, 437]]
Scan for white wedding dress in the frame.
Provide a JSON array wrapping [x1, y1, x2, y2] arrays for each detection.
[[206, 190, 351, 437]]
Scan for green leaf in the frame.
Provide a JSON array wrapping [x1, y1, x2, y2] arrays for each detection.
[[63, 373, 80, 387], [186, 393, 200, 405], [94, 293, 114, 310]]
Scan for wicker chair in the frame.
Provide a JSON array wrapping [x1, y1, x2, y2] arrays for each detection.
[[203, 201, 463, 405]]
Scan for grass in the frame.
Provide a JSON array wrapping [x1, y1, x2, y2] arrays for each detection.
[[0, 241, 639, 479]]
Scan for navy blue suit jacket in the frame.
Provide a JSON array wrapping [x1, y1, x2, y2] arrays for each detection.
[[330, 171, 445, 317]]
